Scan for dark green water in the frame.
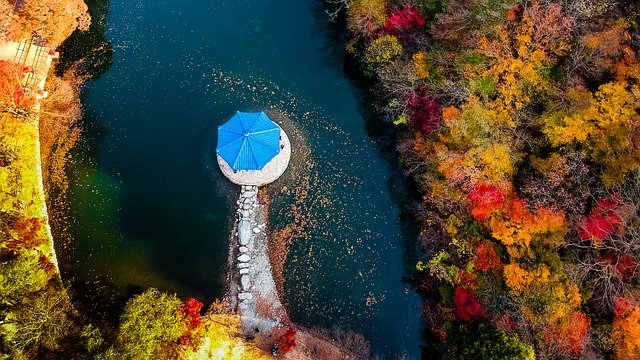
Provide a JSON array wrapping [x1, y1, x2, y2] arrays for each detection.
[[58, 0, 422, 357]]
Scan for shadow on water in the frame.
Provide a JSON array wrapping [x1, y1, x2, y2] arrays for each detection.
[[50, 0, 125, 325], [55, 0, 113, 80]]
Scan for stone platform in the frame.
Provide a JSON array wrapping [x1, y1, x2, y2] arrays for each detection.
[[217, 125, 291, 186]]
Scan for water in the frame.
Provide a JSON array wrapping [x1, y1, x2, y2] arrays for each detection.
[[58, 0, 422, 357]]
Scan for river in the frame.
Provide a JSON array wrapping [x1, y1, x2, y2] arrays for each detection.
[[56, 0, 422, 357]]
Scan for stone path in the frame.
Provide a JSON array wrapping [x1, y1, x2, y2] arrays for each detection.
[[230, 185, 287, 334]]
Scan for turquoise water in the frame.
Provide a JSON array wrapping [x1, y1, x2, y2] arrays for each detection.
[[59, 0, 422, 357]]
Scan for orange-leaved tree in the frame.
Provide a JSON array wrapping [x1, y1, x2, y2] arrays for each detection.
[[612, 296, 640, 360]]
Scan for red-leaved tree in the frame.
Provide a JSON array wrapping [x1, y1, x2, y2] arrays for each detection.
[[453, 287, 485, 322], [0, 60, 35, 111], [467, 185, 505, 220], [405, 85, 441, 133], [179, 297, 203, 345], [473, 241, 502, 272], [577, 196, 622, 245], [384, 6, 426, 32], [182, 298, 203, 328]]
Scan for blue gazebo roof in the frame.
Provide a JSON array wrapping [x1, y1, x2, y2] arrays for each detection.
[[216, 111, 281, 171]]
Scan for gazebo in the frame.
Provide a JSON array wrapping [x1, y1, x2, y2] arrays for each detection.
[[216, 111, 290, 186]]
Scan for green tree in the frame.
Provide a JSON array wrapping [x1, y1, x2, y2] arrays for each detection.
[[11, 287, 76, 353], [98, 288, 186, 360], [443, 323, 535, 360], [0, 251, 49, 306], [365, 35, 402, 67]]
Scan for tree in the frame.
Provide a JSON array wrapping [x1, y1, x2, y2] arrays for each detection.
[[364, 34, 402, 67], [543, 311, 591, 356], [0, 250, 49, 306], [11, 287, 76, 353], [443, 323, 535, 360], [453, 287, 485, 321], [20, 0, 90, 46], [0, 60, 35, 114], [99, 288, 187, 360], [541, 83, 640, 185], [346, 0, 387, 37], [612, 297, 640, 360]]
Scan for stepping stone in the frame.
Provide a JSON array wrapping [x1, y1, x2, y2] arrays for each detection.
[[237, 262, 250, 269], [242, 191, 256, 198], [252, 228, 260, 234], [238, 292, 253, 300], [239, 268, 250, 275], [238, 254, 250, 262], [239, 233, 249, 246], [241, 275, 250, 290], [239, 246, 249, 253]]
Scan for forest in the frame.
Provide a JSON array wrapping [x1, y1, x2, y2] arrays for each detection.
[[341, 0, 640, 358]]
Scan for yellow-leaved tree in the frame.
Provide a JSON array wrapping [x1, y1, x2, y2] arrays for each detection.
[[542, 82, 640, 184]]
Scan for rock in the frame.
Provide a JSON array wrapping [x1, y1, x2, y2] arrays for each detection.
[[238, 292, 253, 300], [239, 268, 250, 275], [239, 246, 249, 253], [241, 210, 250, 218], [237, 262, 251, 269], [238, 254, 250, 262], [242, 204, 252, 210], [252, 227, 260, 234], [241, 275, 250, 290]]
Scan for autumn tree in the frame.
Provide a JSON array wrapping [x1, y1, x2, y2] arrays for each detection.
[[98, 288, 187, 360], [541, 83, 640, 185], [442, 323, 535, 360], [11, 287, 77, 354], [0, 60, 35, 114], [612, 297, 640, 360], [19, 0, 90, 46], [0, 250, 49, 306], [346, 0, 387, 37]]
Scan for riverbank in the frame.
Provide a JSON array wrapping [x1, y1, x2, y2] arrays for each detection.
[[0, 33, 86, 360]]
